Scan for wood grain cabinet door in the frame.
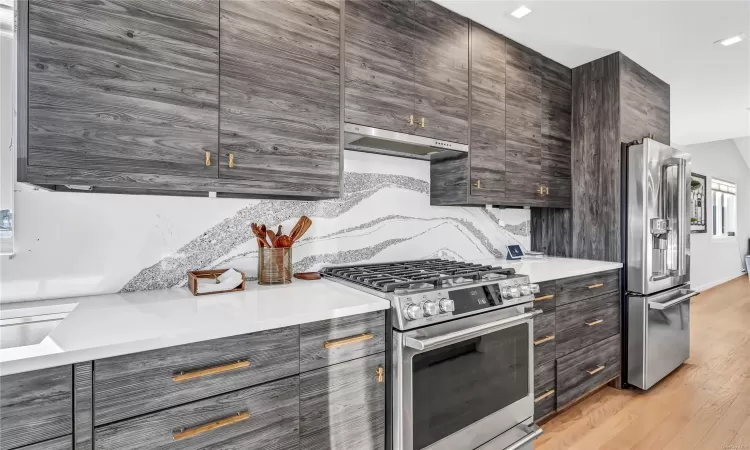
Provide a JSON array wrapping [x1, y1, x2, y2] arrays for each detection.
[[300, 353, 386, 450], [344, 0, 417, 134], [540, 57, 572, 207], [468, 23, 506, 202], [27, 0, 220, 185], [413, 0, 469, 144], [219, 0, 341, 199], [0, 366, 72, 450]]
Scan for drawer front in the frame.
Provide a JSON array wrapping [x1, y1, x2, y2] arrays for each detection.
[[300, 353, 386, 450], [532, 281, 556, 312], [556, 270, 620, 306], [17, 436, 71, 450], [95, 377, 299, 450], [94, 326, 299, 425], [533, 310, 556, 366], [300, 311, 386, 372], [534, 360, 556, 421], [0, 366, 72, 450], [556, 334, 620, 408], [555, 292, 620, 358]]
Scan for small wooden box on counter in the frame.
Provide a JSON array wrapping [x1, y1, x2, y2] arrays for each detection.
[[187, 269, 246, 296], [533, 269, 621, 422]]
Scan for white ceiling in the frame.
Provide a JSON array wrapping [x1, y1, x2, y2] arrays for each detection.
[[435, 0, 750, 146]]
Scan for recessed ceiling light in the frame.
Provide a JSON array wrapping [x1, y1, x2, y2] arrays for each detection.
[[511, 5, 532, 19], [716, 33, 747, 46]]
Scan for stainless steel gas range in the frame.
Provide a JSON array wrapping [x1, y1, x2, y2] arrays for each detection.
[[321, 259, 544, 450]]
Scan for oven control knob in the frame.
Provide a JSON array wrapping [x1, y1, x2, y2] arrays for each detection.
[[438, 298, 455, 313], [404, 304, 424, 321], [529, 283, 540, 294], [422, 300, 440, 316], [519, 284, 531, 296], [501, 286, 520, 299]]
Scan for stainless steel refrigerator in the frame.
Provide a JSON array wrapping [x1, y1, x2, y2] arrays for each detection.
[[624, 138, 699, 390]]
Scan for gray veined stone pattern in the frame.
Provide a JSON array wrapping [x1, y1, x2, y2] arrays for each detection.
[[121, 172, 530, 292]]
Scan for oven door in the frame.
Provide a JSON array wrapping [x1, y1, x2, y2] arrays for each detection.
[[393, 306, 540, 450]]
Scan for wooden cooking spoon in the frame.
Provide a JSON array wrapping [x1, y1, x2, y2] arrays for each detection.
[[289, 216, 313, 243], [250, 223, 269, 248]]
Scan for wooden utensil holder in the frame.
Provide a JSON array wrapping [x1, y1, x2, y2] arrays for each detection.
[[258, 247, 292, 285], [188, 269, 246, 296]]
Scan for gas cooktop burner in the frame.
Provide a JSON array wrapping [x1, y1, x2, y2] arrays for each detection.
[[320, 259, 515, 293]]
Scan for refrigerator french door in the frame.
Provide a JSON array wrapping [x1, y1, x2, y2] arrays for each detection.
[[625, 138, 698, 390]]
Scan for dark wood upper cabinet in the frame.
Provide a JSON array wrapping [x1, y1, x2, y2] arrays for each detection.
[[25, 0, 220, 187], [468, 23, 507, 202], [219, 0, 341, 199], [413, 0, 469, 144], [345, 0, 468, 144], [344, 0, 417, 135], [570, 52, 669, 262]]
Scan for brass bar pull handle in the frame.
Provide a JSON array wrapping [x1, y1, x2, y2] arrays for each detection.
[[205, 151, 211, 167], [419, 117, 426, 128], [585, 319, 604, 327], [228, 153, 235, 169], [534, 294, 554, 302], [533, 335, 555, 346], [323, 333, 374, 349], [534, 389, 555, 403], [587, 365, 605, 375], [536, 186, 549, 195], [407, 115, 415, 125], [474, 180, 481, 189], [172, 360, 249, 383], [376, 366, 384, 383], [587, 283, 604, 289], [173, 412, 249, 441]]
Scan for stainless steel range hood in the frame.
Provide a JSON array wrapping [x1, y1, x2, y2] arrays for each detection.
[[344, 123, 468, 161]]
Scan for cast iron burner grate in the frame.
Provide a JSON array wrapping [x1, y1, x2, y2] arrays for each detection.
[[320, 259, 515, 293]]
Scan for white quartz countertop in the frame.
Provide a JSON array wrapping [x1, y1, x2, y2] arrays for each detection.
[[0, 256, 621, 376], [470, 256, 623, 283], [0, 279, 390, 376]]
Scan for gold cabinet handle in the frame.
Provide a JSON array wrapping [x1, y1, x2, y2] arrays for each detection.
[[534, 294, 554, 302], [173, 412, 249, 441], [587, 365, 605, 375], [533, 335, 555, 346], [407, 115, 415, 125], [474, 180, 481, 189], [536, 185, 549, 195], [376, 366, 384, 383], [534, 389, 555, 403], [172, 360, 249, 383], [205, 151, 211, 167], [323, 332, 374, 349], [587, 283, 605, 289], [585, 319, 604, 327], [228, 153, 235, 169], [419, 117, 426, 128]]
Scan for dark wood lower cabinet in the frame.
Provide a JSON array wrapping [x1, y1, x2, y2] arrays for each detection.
[[94, 377, 300, 450], [556, 334, 621, 409], [300, 353, 386, 450], [534, 360, 556, 420], [534, 270, 622, 423], [16, 437, 72, 450], [0, 366, 73, 450]]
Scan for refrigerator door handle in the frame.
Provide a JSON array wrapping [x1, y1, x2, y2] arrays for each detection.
[[648, 289, 698, 310], [676, 158, 688, 276]]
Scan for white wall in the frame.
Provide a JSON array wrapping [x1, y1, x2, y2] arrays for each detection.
[[682, 138, 750, 291]]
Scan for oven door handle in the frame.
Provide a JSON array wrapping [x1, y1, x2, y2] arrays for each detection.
[[403, 309, 542, 351]]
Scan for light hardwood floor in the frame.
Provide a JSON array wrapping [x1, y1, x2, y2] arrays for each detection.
[[536, 275, 750, 450]]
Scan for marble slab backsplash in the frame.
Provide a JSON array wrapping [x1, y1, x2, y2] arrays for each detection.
[[0, 151, 529, 302]]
